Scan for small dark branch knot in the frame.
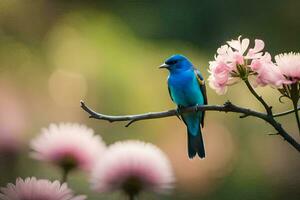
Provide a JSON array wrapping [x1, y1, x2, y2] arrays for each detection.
[[267, 106, 273, 114], [223, 101, 232, 112], [239, 114, 248, 118], [224, 101, 232, 106]]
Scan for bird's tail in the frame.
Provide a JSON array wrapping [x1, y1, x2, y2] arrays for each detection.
[[187, 129, 205, 159]]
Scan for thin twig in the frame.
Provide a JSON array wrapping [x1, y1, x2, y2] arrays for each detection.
[[268, 133, 279, 136], [273, 107, 300, 117], [293, 105, 300, 134], [244, 79, 273, 115], [290, 83, 300, 134], [80, 100, 300, 152]]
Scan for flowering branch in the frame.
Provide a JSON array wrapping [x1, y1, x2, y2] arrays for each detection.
[[80, 100, 300, 152], [80, 37, 300, 155]]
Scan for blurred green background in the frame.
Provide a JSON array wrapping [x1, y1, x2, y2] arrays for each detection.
[[0, 0, 299, 199]]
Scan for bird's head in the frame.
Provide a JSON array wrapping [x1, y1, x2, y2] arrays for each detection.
[[159, 54, 193, 73]]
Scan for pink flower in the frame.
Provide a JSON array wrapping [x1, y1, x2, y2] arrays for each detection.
[[250, 53, 286, 87], [208, 59, 237, 94], [247, 39, 265, 59], [227, 37, 250, 53], [208, 36, 287, 93], [30, 123, 106, 172], [91, 140, 174, 196], [209, 36, 265, 94], [0, 177, 86, 200], [275, 52, 300, 81]]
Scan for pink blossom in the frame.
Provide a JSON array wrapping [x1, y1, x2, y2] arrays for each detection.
[[208, 59, 236, 94], [208, 36, 282, 93], [91, 140, 174, 195], [30, 123, 106, 172], [208, 36, 259, 94], [227, 36, 249, 55], [0, 177, 86, 200], [275, 52, 300, 81], [250, 53, 286, 87], [246, 39, 265, 59]]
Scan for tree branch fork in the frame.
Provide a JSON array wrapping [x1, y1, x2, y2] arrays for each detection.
[[80, 100, 300, 152]]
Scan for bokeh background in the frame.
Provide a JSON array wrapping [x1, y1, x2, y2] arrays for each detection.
[[0, 0, 299, 199]]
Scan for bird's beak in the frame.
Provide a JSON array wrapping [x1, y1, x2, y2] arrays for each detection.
[[159, 63, 170, 69]]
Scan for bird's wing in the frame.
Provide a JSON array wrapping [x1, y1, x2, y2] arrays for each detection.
[[194, 68, 208, 128], [168, 85, 174, 102], [168, 85, 182, 120]]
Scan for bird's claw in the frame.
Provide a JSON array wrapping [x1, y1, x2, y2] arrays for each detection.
[[176, 107, 182, 120], [194, 104, 199, 112]]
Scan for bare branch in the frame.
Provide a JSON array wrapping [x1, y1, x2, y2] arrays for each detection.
[[80, 100, 268, 125], [244, 79, 273, 115], [80, 100, 300, 152], [80, 100, 177, 123]]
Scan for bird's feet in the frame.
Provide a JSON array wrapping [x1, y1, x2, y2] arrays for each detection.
[[175, 107, 182, 120], [194, 104, 200, 112]]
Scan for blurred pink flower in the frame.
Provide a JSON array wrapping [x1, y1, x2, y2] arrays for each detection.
[[0, 130, 21, 155], [0, 177, 86, 200], [0, 80, 27, 155], [275, 52, 300, 82], [91, 140, 174, 197], [30, 123, 106, 172]]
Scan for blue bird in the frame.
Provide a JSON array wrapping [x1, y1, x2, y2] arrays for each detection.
[[159, 54, 207, 159]]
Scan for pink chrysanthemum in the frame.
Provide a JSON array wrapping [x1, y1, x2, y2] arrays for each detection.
[[0, 177, 86, 200], [274, 52, 300, 106], [91, 140, 174, 197], [30, 123, 106, 172], [208, 36, 285, 94], [275, 52, 300, 82]]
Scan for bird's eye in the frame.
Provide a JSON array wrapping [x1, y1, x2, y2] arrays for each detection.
[[168, 60, 177, 65]]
